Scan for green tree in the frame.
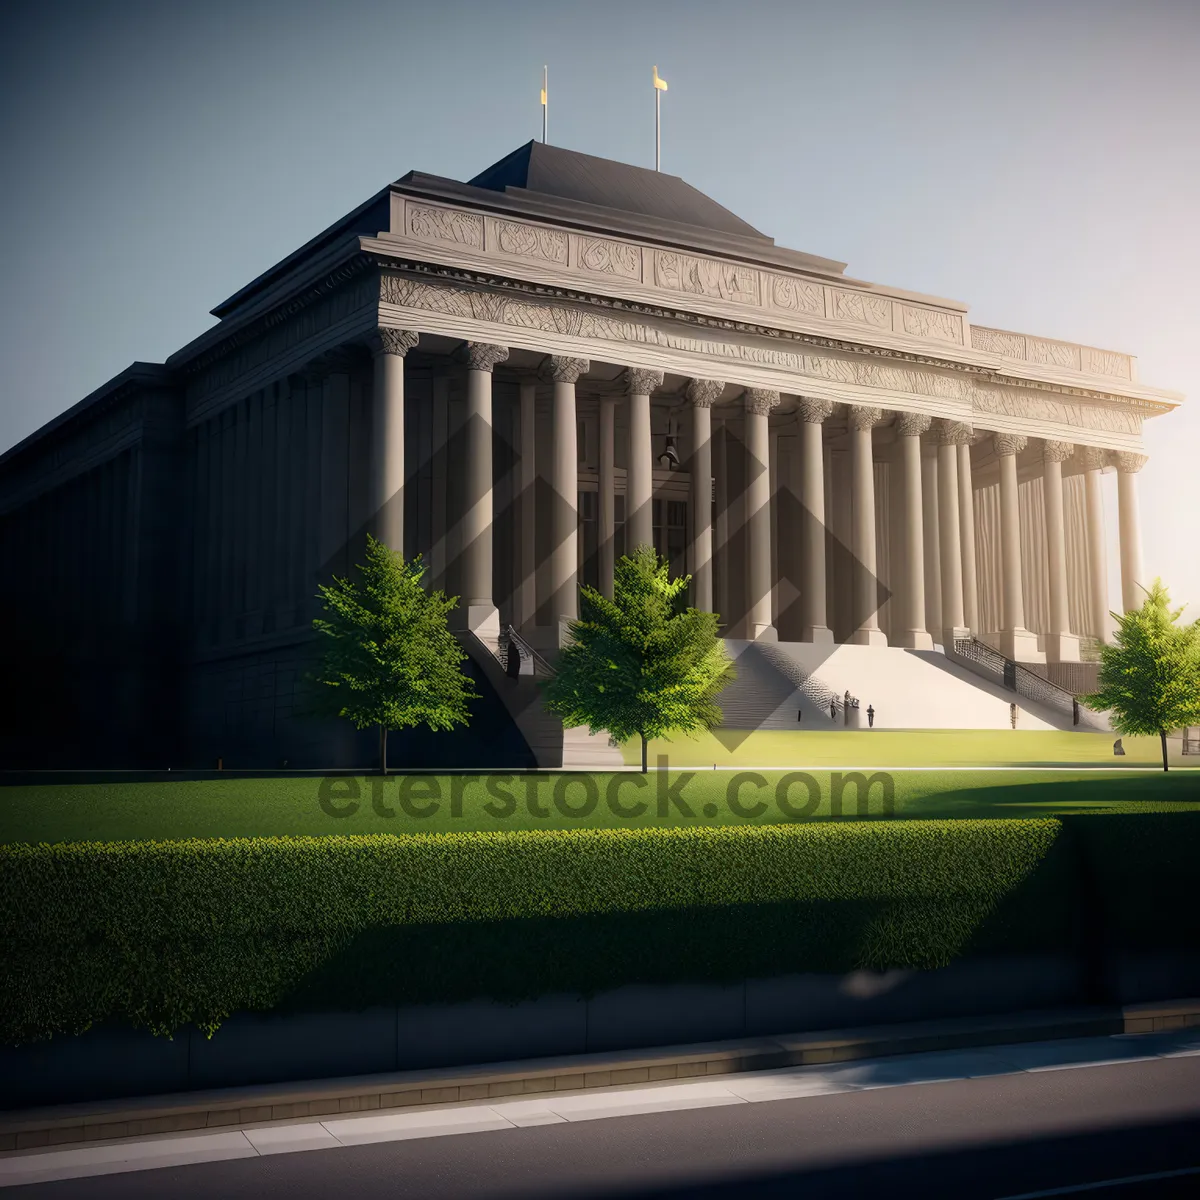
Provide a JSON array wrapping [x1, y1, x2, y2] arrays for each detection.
[[542, 545, 734, 773], [1085, 579, 1200, 772], [311, 536, 476, 773]]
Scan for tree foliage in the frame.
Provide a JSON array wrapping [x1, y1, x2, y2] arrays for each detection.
[[1085, 578, 1200, 771], [542, 546, 734, 770], [311, 536, 476, 770]]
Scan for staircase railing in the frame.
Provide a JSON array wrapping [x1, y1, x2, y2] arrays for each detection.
[[947, 637, 1106, 729], [499, 625, 555, 679]]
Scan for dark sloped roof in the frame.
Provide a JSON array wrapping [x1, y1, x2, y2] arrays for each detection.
[[468, 141, 769, 241]]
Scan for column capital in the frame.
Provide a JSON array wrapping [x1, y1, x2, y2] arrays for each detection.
[[742, 388, 780, 416], [993, 433, 1028, 457], [1077, 445, 1109, 471], [796, 396, 835, 425], [846, 404, 884, 432], [623, 367, 664, 395], [369, 328, 420, 358], [1114, 450, 1148, 474], [1042, 439, 1074, 463], [685, 377, 725, 408], [541, 355, 590, 384], [894, 411, 932, 438], [934, 418, 974, 445], [458, 342, 509, 373]]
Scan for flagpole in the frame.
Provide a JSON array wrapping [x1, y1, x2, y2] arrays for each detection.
[[542, 65, 548, 144], [653, 65, 667, 170]]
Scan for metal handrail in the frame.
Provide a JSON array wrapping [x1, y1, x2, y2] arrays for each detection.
[[499, 624, 556, 678], [948, 637, 1106, 729]]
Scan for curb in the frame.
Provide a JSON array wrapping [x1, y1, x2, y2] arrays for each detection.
[[3, 997, 1198, 1153]]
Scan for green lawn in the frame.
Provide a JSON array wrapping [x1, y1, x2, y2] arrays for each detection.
[[2, 767, 1197, 844], [619, 729, 1196, 769]]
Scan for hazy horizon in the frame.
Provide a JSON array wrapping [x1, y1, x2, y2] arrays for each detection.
[[2, 0, 1197, 614]]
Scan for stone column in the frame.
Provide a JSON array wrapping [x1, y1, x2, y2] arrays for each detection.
[[957, 439, 979, 634], [455, 342, 508, 636], [713, 420, 729, 622], [624, 368, 662, 554], [516, 379, 537, 627], [847, 405, 887, 646], [368, 329, 418, 555], [1115, 451, 1149, 613], [1042, 440, 1080, 661], [893, 412, 932, 649], [686, 378, 723, 612], [936, 420, 973, 649], [921, 442, 942, 637], [430, 374, 450, 591], [796, 398, 834, 644], [1079, 446, 1110, 640], [545, 356, 589, 638], [598, 395, 617, 598], [994, 433, 1039, 661], [743, 388, 780, 640]]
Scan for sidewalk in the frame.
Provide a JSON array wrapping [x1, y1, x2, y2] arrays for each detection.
[[1, 1005, 1198, 1190], [3, 997, 1197, 1158]]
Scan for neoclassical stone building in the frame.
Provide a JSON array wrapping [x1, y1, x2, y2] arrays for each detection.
[[0, 141, 1179, 768]]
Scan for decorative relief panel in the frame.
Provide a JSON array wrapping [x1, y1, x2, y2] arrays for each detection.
[[971, 327, 1027, 358], [379, 275, 1143, 439], [827, 288, 892, 330], [1082, 347, 1131, 379], [492, 218, 568, 264], [577, 236, 641, 279], [768, 275, 824, 316], [1028, 337, 1081, 371], [898, 304, 962, 344], [654, 250, 760, 305], [407, 204, 484, 249]]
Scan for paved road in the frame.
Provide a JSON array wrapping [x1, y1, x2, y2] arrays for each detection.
[[8, 1046, 1199, 1199]]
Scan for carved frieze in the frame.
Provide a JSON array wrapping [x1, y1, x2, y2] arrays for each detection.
[[654, 250, 759, 305], [407, 204, 484, 249], [1028, 338, 1081, 371], [577, 236, 641, 279], [379, 275, 1145, 440], [1083, 347, 1131, 379], [970, 327, 1027, 358], [768, 275, 824, 316], [899, 305, 962, 345], [493, 219, 568, 265], [828, 288, 892, 330]]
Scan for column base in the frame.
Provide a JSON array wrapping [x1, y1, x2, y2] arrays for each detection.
[[893, 629, 934, 650], [941, 625, 971, 651], [801, 625, 836, 646], [454, 604, 501, 640], [999, 628, 1044, 663], [849, 628, 888, 647], [1044, 632, 1081, 663], [748, 623, 778, 642]]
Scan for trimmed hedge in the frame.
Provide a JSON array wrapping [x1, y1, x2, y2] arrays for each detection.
[[1, 816, 1196, 1046]]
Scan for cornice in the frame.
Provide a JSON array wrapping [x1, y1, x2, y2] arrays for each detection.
[[373, 256, 1174, 418]]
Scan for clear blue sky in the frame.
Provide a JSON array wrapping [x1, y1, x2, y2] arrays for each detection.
[[2, 0, 1197, 613]]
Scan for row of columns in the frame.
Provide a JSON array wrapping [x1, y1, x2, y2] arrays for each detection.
[[365, 326, 1148, 656]]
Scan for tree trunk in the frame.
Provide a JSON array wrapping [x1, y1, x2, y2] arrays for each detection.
[[641, 733, 648, 774], [380, 724, 388, 776], [1161, 729, 1169, 772]]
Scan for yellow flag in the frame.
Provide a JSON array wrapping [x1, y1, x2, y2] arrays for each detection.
[[540, 87, 547, 105], [653, 65, 668, 92]]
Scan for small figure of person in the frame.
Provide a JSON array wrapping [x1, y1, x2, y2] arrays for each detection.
[[1113, 737, 1126, 756], [1010, 702, 1019, 729], [830, 697, 837, 722], [867, 704, 875, 728], [797, 708, 803, 724], [506, 641, 522, 678]]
